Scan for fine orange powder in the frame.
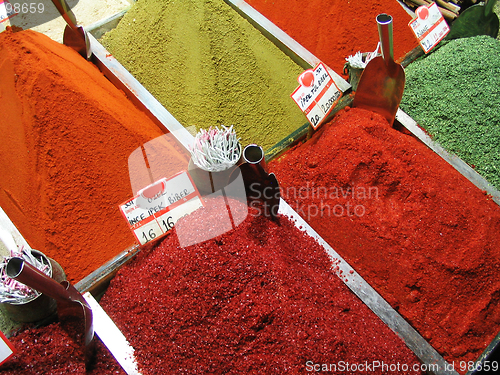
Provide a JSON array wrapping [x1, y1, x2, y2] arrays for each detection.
[[0, 28, 190, 282]]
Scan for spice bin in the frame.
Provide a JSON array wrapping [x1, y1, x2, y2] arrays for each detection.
[[242, 0, 419, 78], [398, 34, 500, 196], [97, 0, 353, 153]]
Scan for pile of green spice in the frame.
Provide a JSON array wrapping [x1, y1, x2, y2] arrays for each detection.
[[399, 35, 500, 190], [99, 197, 423, 374], [101, 0, 306, 151]]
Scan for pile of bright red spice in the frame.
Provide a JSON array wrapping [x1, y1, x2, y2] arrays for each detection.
[[97, 196, 423, 374], [0, 196, 425, 374], [0, 322, 124, 374], [268, 107, 500, 370]]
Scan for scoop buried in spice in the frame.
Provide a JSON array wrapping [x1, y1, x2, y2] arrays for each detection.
[[236, 144, 281, 220], [50, 0, 91, 59], [5, 258, 95, 367], [353, 13, 405, 126]]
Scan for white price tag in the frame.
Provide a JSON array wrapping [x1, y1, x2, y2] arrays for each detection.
[[120, 171, 203, 245], [0, 1, 16, 24], [0, 2, 8, 23], [0, 331, 15, 365], [291, 63, 341, 130], [409, 3, 449, 53]]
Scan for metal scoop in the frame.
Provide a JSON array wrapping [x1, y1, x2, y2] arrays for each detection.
[[446, 0, 499, 40], [50, 0, 91, 59], [236, 144, 281, 221], [6, 257, 94, 367], [352, 14, 406, 126]]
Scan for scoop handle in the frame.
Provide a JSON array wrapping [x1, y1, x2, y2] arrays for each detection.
[[377, 14, 394, 65], [50, 0, 79, 33], [50, 0, 91, 60], [6, 257, 72, 303], [7, 257, 95, 367]]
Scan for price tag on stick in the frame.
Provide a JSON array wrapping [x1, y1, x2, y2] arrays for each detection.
[[291, 63, 341, 130], [409, 3, 450, 53], [120, 171, 204, 245]]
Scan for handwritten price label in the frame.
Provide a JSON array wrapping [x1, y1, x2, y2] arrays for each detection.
[[409, 3, 449, 53], [291, 63, 341, 130], [120, 171, 203, 245]]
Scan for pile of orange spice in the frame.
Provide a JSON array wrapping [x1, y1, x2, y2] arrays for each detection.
[[0, 28, 189, 282]]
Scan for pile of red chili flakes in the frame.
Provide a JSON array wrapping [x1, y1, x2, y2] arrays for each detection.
[[99, 196, 423, 374]]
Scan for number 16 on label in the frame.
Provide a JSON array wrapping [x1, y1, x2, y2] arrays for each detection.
[[133, 216, 163, 245]]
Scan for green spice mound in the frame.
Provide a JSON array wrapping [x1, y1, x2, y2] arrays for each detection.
[[101, 0, 305, 151], [400, 35, 500, 190]]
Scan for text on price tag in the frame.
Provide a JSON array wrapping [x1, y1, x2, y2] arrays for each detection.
[[408, 3, 449, 53], [119, 171, 203, 245], [291, 63, 341, 130]]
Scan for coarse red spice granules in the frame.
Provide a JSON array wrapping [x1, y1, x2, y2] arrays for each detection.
[[0, 321, 124, 374], [268, 107, 500, 371], [99, 196, 423, 374]]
